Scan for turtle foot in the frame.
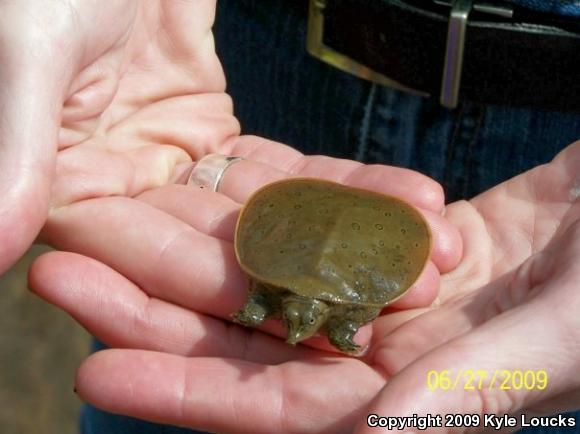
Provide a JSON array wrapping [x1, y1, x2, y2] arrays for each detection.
[[327, 322, 362, 355], [232, 306, 266, 327]]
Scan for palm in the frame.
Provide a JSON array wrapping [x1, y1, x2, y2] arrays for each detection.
[[53, 0, 238, 208], [0, 0, 235, 273]]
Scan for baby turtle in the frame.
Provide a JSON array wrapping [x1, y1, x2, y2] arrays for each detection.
[[233, 178, 431, 354]]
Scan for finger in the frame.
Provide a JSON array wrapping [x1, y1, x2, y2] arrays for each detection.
[[29, 251, 321, 363], [76, 349, 383, 434], [0, 64, 65, 274], [219, 134, 304, 170], [221, 135, 444, 214], [42, 196, 248, 317], [389, 261, 439, 309], [42, 197, 372, 352], [209, 153, 445, 214], [137, 185, 240, 241], [51, 143, 191, 207], [138, 184, 461, 273], [138, 185, 442, 308]]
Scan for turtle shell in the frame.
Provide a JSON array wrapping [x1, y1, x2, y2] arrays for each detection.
[[234, 178, 431, 307]]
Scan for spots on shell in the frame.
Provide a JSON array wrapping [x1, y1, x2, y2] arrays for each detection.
[[236, 179, 431, 312]]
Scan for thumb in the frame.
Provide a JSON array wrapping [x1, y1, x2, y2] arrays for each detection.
[[0, 64, 65, 274]]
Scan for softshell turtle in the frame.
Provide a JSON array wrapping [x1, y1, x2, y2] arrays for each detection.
[[233, 178, 431, 353]]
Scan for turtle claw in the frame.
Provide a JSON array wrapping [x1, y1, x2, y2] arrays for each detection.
[[232, 302, 267, 327], [336, 340, 362, 355], [232, 310, 261, 327], [327, 324, 362, 355]]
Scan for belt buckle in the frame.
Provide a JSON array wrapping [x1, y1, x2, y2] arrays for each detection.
[[440, 0, 473, 108], [307, 0, 513, 108], [306, 0, 428, 98]]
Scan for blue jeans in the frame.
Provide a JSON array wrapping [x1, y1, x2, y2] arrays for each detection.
[[81, 0, 580, 432], [510, 0, 580, 16]]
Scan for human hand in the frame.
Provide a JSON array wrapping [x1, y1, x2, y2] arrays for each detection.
[[0, 0, 235, 274], [32, 141, 580, 432], [353, 140, 580, 432], [30, 137, 462, 433]]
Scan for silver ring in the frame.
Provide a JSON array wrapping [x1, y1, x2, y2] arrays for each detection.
[[187, 154, 244, 192]]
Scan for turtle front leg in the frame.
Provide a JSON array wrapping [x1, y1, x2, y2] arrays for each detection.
[[326, 320, 362, 354], [326, 307, 380, 354], [232, 281, 279, 327]]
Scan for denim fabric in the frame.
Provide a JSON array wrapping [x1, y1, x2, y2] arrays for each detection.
[[509, 0, 580, 16], [81, 405, 198, 434], [81, 0, 580, 432], [213, 0, 580, 203]]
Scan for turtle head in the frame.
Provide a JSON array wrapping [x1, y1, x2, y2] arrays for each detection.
[[282, 295, 329, 345]]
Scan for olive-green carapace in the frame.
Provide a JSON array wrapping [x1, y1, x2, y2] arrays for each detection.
[[233, 178, 431, 354]]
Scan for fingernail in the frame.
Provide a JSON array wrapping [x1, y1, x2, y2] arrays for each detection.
[[353, 344, 370, 358]]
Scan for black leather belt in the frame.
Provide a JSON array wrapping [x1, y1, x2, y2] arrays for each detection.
[[306, 0, 580, 111]]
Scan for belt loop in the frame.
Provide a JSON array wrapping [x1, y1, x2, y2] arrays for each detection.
[[440, 0, 474, 109]]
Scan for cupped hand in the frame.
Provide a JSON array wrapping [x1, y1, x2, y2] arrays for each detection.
[[30, 132, 461, 434], [0, 0, 234, 274]]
